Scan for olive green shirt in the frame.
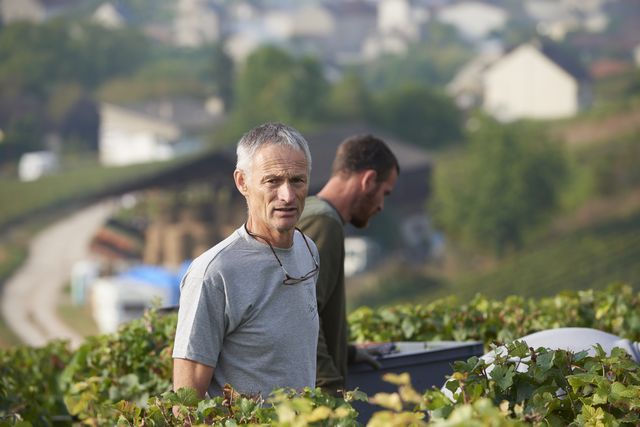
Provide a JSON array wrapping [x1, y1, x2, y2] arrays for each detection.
[[298, 196, 348, 391]]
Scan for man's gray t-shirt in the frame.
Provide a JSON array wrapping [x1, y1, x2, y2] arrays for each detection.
[[172, 225, 320, 397]]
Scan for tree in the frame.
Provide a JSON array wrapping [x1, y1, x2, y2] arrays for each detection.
[[228, 46, 329, 135], [208, 43, 234, 110], [370, 83, 463, 149], [432, 116, 568, 256], [0, 21, 150, 93], [327, 72, 371, 122]]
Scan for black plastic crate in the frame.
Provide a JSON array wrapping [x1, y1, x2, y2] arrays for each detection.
[[346, 341, 484, 422]]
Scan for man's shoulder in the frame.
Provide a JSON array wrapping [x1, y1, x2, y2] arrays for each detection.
[[187, 227, 246, 277], [300, 196, 342, 225]]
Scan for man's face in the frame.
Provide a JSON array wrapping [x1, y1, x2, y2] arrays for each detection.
[[239, 144, 309, 238], [351, 168, 398, 228]]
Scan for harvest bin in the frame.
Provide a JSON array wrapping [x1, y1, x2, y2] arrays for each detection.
[[346, 341, 484, 422]]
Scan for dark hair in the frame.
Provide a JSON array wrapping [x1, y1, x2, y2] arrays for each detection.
[[331, 134, 399, 182]]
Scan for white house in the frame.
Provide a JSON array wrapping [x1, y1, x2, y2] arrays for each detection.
[[0, 0, 78, 24], [90, 277, 173, 333], [18, 151, 59, 181], [98, 97, 224, 166], [344, 236, 381, 277], [92, 2, 128, 29], [447, 43, 503, 109], [321, 1, 378, 64], [524, 0, 610, 40], [263, 4, 335, 40], [377, 0, 429, 41], [436, 1, 508, 42], [174, 0, 224, 48], [224, 30, 268, 65], [482, 43, 583, 121], [362, 0, 432, 60]]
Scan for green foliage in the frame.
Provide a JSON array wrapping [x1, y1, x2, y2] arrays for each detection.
[[579, 132, 640, 196], [451, 211, 640, 300], [3, 285, 640, 425], [208, 43, 235, 110], [370, 83, 463, 150], [97, 43, 232, 106], [228, 46, 330, 136], [59, 309, 176, 424], [0, 21, 149, 93], [327, 72, 372, 123], [440, 342, 640, 426], [0, 340, 72, 424], [114, 386, 362, 426], [0, 114, 44, 165], [433, 116, 568, 255], [348, 284, 640, 346], [357, 22, 473, 90]]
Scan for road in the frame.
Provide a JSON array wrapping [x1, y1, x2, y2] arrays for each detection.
[[1, 201, 114, 348]]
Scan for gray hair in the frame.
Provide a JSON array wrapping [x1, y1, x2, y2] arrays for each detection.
[[236, 122, 312, 177]]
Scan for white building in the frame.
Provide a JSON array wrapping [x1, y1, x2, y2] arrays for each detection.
[[447, 43, 503, 110], [264, 4, 335, 40], [174, 0, 224, 48], [344, 236, 381, 277], [18, 151, 59, 182], [91, 277, 173, 333], [0, 0, 78, 24], [437, 1, 508, 42], [90, 264, 182, 333], [92, 2, 128, 29], [524, 0, 610, 40], [98, 98, 224, 166], [482, 43, 583, 121], [377, 0, 428, 41]]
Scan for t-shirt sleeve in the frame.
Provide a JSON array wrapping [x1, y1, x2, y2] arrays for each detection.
[[172, 268, 227, 368]]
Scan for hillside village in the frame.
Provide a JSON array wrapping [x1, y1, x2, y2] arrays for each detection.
[[1, 0, 639, 176], [0, 0, 639, 336]]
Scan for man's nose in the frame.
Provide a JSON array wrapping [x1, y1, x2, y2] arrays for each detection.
[[278, 182, 295, 202]]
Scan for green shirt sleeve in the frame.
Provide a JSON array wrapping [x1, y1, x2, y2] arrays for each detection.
[[298, 212, 348, 391]]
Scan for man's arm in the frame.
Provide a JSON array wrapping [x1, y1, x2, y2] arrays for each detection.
[[173, 358, 214, 399]]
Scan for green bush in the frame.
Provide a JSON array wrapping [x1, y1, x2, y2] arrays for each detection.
[[2, 284, 640, 425]]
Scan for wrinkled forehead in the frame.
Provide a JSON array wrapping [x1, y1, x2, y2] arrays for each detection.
[[252, 144, 309, 176]]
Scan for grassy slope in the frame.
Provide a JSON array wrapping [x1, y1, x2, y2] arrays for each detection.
[[443, 209, 640, 301], [0, 158, 179, 231]]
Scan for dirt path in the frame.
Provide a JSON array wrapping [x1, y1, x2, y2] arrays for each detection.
[[1, 201, 114, 348]]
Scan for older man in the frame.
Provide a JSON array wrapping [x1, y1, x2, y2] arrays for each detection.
[[298, 134, 399, 392], [172, 122, 320, 398]]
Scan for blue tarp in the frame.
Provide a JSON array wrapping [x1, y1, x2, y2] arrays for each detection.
[[117, 261, 191, 306]]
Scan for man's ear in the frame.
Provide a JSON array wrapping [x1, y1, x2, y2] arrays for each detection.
[[360, 169, 378, 192], [234, 169, 248, 196]]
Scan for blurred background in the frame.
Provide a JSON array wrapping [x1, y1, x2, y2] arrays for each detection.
[[0, 0, 639, 349]]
